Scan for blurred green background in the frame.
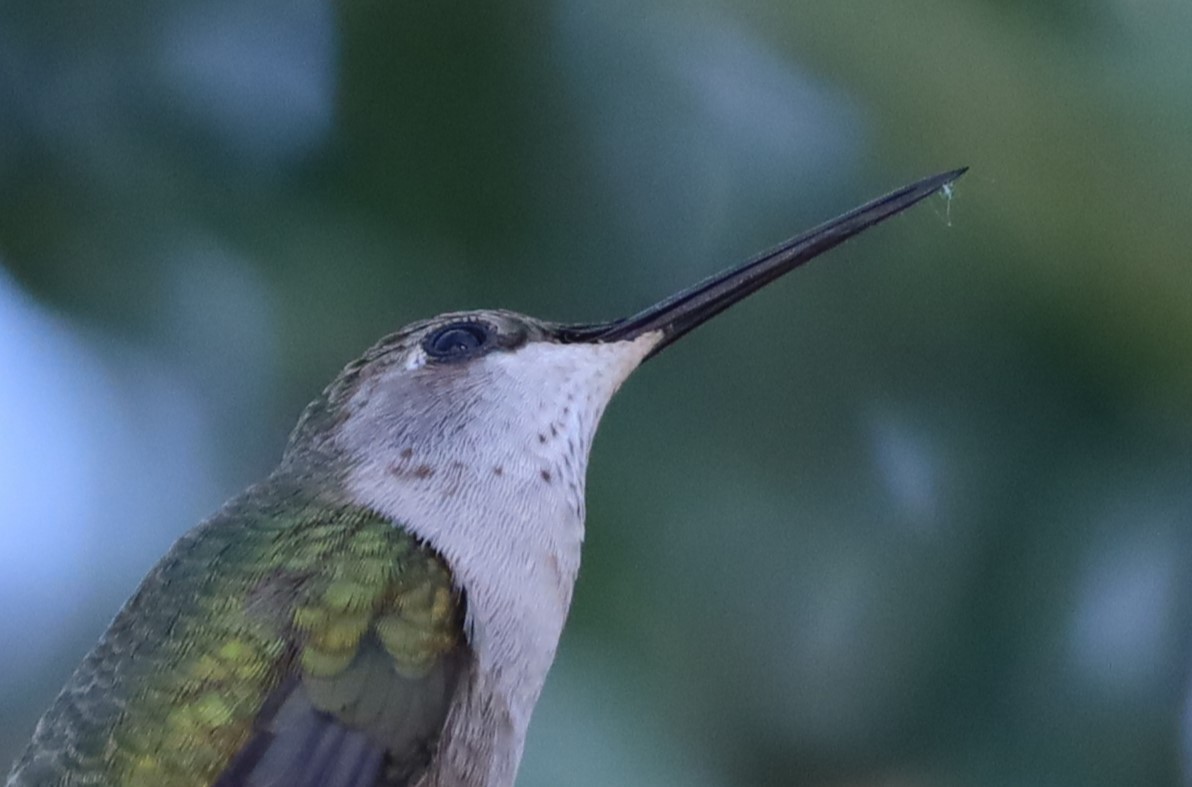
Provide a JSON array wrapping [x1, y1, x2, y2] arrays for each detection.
[[2, 1, 1191, 785]]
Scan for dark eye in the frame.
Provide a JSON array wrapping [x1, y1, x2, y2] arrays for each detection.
[[423, 322, 492, 360]]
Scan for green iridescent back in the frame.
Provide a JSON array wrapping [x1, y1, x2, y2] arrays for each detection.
[[6, 477, 465, 787]]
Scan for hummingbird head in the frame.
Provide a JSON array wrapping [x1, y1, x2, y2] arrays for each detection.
[[287, 168, 965, 490], [284, 308, 662, 488]]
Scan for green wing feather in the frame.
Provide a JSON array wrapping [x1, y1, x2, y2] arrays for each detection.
[[6, 480, 466, 787]]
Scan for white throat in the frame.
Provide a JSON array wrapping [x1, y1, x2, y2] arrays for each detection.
[[340, 333, 658, 786]]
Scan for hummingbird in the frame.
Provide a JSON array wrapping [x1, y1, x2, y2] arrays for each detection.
[[6, 168, 964, 787]]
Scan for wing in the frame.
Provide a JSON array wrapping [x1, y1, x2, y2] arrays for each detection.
[[6, 487, 467, 787]]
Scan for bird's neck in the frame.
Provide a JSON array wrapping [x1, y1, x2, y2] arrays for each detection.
[[338, 407, 597, 784]]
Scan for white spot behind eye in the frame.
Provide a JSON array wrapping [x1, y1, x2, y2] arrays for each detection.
[[405, 350, 428, 371]]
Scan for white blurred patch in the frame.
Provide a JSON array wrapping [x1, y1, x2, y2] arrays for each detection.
[[0, 265, 219, 677], [552, 0, 864, 274], [162, 233, 277, 415], [869, 412, 940, 531], [673, 22, 855, 168], [0, 0, 335, 179], [153, 0, 335, 166], [0, 272, 98, 651], [1068, 527, 1178, 698]]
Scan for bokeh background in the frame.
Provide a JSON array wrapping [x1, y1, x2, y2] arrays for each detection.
[[2, 1, 1191, 785]]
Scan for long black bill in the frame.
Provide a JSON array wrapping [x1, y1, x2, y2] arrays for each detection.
[[560, 167, 966, 358]]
